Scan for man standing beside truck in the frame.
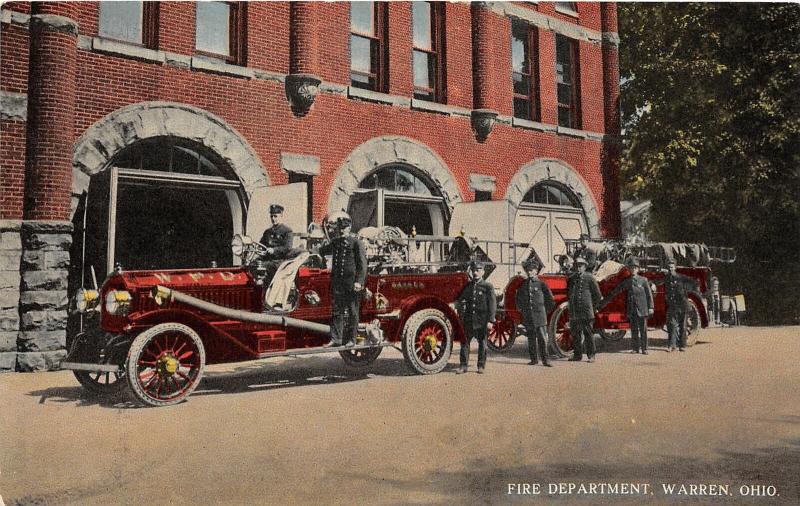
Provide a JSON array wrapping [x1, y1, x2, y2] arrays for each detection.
[[456, 261, 496, 374], [515, 257, 555, 366], [603, 257, 654, 354], [663, 258, 698, 352], [568, 256, 602, 363]]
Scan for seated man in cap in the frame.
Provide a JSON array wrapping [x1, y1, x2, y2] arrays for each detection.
[[455, 261, 496, 374], [573, 233, 604, 272], [602, 257, 654, 354], [258, 204, 295, 293], [515, 256, 556, 366]]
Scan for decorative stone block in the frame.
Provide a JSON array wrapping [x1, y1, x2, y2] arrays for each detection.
[[471, 109, 499, 143], [22, 232, 72, 252], [16, 350, 67, 371], [19, 290, 68, 311], [21, 310, 68, 332], [285, 73, 322, 117], [22, 270, 69, 291], [0, 251, 21, 271], [0, 310, 20, 332], [0, 232, 22, 251], [0, 352, 17, 371], [0, 331, 17, 352], [18, 330, 67, 352]]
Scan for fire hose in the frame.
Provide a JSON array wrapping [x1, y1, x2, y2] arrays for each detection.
[[151, 285, 331, 336]]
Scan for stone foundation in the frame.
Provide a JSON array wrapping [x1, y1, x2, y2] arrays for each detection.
[[16, 220, 73, 371], [0, 220, 22, 372]]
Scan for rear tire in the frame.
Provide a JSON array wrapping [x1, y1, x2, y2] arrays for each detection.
[[401, 309, 453, 375], [74, 370, 126, 396], [548, 302, 572, 357], [487, 315, 517, 353]]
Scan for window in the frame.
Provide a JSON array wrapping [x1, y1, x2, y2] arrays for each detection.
[[412, 2, 445, 102], [511, 19, 539, 121], [350, 1, 388, 92], [98, 1, 158, 48], [556, 35, 580, 128], [555, 2, 578, 16], [522, 183, 580, 208], [196, 1, 246, 64]]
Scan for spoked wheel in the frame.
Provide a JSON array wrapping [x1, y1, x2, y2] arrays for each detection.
[[401, 309, 453, 375], [340, 346, 383, 368], [487, 315, 517, 353], [548, 302, 572, 357], [74, 370, 126, 396], [684, 299, 702, 347], [126, 323, 205, 407]]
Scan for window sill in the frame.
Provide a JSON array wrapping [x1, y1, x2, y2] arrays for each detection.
[[347, 87, 410, 107], [191, 56, 253, 79], [92, 37, 165, 63], [556, 126, 587, 138], [554, 7, 579, 18], [512, 117, 557, 133], [411, 98, 470, 117]]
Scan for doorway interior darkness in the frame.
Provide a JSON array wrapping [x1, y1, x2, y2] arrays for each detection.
[[73, 137, 244, 286], [352, 165, 447, 236]]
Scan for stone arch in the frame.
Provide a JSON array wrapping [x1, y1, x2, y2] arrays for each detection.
[[504, 158, 601, 237], [327, 136, 463, 214], [71, 101, 268, 215]]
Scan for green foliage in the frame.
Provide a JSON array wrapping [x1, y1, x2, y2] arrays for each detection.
[[619, 3, 800, 324]]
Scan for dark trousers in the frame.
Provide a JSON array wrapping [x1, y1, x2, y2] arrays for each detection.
[[525, 323, 549, 364], [667, 310, 686, 349], [572, 318, 595, 358], [711, 295, 721, 324], [331, 290, 360, 345], [629, 314, 648, 351], [460, 325, 487, 368]]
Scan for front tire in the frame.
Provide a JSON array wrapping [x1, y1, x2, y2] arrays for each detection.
[[126, 323, 205, 407], [401, 309, 453, 375], [74, 370, 126, 396], [340, 347, 383, 368]]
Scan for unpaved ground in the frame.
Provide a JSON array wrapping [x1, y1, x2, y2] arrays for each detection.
[[1, 326, 798, 505]]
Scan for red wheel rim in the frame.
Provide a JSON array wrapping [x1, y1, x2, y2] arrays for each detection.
[[414, 320, 446, 365], [136, 331, 202, 402], [488, 319, 513, 348], [556, 309, 574, 352]]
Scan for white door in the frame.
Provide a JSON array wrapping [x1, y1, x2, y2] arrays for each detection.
[[514, 205, 587, 273]]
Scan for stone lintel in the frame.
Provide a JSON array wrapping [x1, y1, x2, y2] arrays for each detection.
[[468, 174, 497, 193], [281, 153, 320, 176]]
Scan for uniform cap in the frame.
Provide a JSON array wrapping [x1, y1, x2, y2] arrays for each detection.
[[468, 260, 485, 270], [522, 257, 542, 272], [326, 210, 352, 229], [575, 256, 588, 265], [269, 204, 284, 215]]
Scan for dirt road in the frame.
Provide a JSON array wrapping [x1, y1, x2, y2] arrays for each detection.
[[1, 326, 798, 505]]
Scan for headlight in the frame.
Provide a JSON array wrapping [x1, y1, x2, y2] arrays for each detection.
[[231, 235, 253, 256], [74, 288, 100, 313], [105, 290, 132, 315]]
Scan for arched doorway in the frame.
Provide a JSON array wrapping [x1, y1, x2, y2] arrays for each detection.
[[349, 164, 447, 235], [74, 137, 244, 282]]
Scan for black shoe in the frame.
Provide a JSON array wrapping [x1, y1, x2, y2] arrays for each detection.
[[456, 367, 467, 374], [632, 349, 640, 354], [543, 362, 553, 367], [679, 348, 685, 352], [343, 340, 356, 348], [642, 350, 649, 355], [587, 355, 595, 363], [477, 367, 485, 374], [528, 360, 538, 365], [322, 340, 340, 348], [569, 355, 583, 361]]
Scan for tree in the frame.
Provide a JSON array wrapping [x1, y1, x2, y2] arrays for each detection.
[[618, 3, 800, 324]]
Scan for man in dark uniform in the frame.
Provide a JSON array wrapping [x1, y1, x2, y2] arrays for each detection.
[[319, 211, 367, 347], [515, 257, 555, 366], [456, 261, 496, 374], [663, 258, 698, 352], [568, 256, 602, 362], [604, 257, 654, 354], [573, 233, 601, 271], [259, 204, 294, 262]]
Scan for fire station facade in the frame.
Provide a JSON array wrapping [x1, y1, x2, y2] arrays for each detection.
[[0, 1, 621, 371]]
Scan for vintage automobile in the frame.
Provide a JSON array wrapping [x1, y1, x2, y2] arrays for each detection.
[[61, 229, 474, 407], [486, 242, 736, 355]]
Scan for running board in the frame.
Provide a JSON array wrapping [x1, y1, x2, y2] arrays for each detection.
[[60, 362, 121, 373], [257, 342, 396, 359]]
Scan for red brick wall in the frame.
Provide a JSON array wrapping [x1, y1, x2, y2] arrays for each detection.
[[1, 1, 619, 234]]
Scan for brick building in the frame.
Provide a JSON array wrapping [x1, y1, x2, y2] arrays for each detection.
[[0, 1, 621, 371]]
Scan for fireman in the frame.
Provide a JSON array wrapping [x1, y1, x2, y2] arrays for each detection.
[[663, 258, 699, 352], [568, 256, 602, 363], [456, 261, 496, 374], [603, 257, 654, 354], [515, 257, 555, 366], [260, 204, 294, 261], [319, 211, 367, 347]]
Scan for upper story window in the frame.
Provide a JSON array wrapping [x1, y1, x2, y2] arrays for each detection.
[[350, 1, 388, 92], [556, 34, 580, 129], [195, 1, 246, 64], [412, 1, 445, 102], [522, 183, 580, 208], [555, 2, 578, 17], [98, 1, 158, 48], [511, 19, 539, 121]]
